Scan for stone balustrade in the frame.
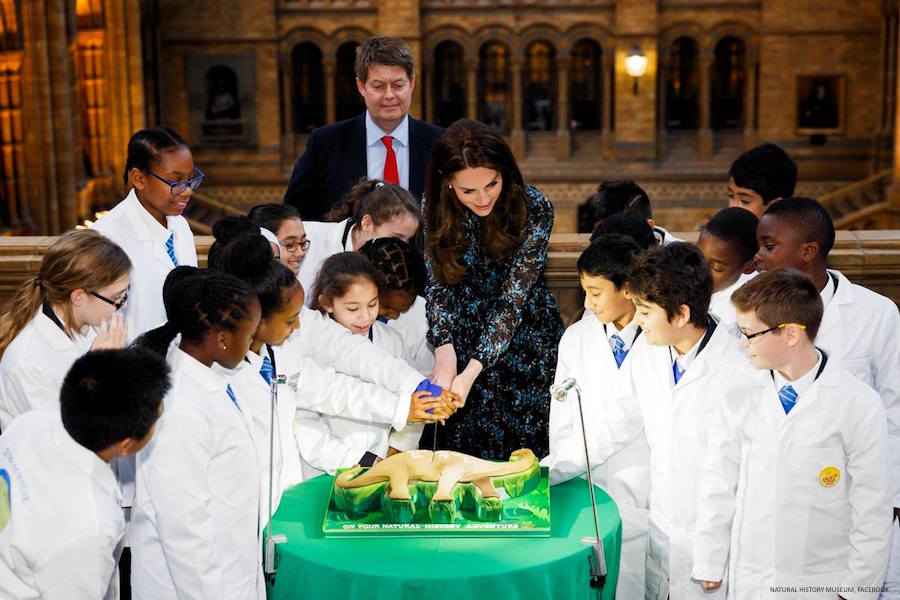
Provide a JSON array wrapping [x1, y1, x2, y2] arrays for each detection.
[[1, 231, 898, 326]]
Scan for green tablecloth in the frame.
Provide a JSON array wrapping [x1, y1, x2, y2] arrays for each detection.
[[266, 475, 621, 600]]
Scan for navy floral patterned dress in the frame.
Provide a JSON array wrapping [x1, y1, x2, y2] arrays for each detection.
[[424, 185, 564, 460]]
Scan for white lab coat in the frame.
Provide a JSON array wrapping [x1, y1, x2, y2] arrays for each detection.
[[543, 312, 651, 600], [815, 269, 900, 508], [286, 305, 424, 397], [0, 308, 94, 429], [297, 219, 351, 302], [0, 410, 124, 600], [708, 271, 756, 336], [91, 189, 197, 342], [388, 296, 435, 375], [130, 347, 264, 600], [220, 344, 303, 529], [588, 321, 753, 600], [693, 357, 892, 599], [295, 321, 423, 478]]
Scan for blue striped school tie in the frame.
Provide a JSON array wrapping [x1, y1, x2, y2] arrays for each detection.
[[259, 356, 275, 385], [225, 384, 240, 412], [672, 359, 685, 384], [779, 385, 797, 414], [165, 233, 178, 267], [611, 334, 627, 369]]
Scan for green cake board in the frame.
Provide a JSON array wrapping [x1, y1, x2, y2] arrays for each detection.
[[322, 466, 551, 537]]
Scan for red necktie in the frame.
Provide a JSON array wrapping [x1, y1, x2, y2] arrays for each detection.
[[381, 135, 399, 185]]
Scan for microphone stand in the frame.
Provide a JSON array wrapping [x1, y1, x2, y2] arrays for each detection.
[[264, 374, 287, 575], [550, 377, 607, 589]]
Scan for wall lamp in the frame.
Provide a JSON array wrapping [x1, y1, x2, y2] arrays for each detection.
[[624, 46, 648, 95]]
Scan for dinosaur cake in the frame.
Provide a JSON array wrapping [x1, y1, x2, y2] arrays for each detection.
[[327, 448, 548, 531]]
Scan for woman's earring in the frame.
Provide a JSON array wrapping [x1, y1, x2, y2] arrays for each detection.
[[448, 184, 453, 190], [221, 343, 226, 350]]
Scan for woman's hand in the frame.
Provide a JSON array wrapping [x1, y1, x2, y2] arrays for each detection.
[[448, 359, 483, 408], [91, 313, 127, 351], [700, 581, 722, 592], [430, 343, 457, 389]]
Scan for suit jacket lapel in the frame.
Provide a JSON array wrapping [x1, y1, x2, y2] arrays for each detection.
[[408, 118, 426, 202], [347, 114, 367, 184]]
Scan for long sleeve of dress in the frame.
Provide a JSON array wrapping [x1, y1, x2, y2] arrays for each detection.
[[424, 257, 457, 349], [472, 187, 554, 368]]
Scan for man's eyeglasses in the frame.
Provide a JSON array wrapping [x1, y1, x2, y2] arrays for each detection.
[[90, 289, 129, 311], [280, 239, 311, 254], [740, 322, 806, 342], [143, 167, 205, 196]]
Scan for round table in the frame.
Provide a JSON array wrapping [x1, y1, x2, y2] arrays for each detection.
[[265, 475, 621, 600]]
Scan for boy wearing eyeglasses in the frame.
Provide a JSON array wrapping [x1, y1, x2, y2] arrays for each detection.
[[754, 197, 900, 598], [693, 267, 892, 599]]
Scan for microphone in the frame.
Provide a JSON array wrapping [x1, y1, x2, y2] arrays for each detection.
[[549, 377, 607, 589]]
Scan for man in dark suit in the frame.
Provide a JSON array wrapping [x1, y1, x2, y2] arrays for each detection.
[[284, 37, 443, 221]]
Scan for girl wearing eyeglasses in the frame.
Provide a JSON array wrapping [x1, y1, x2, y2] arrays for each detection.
[[0, 229, 131, 429], [247, 203, 309, 275], [92, 126, 201, 343]]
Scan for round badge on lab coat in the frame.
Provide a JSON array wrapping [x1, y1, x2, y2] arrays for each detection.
[[819, 466, 840, 487]]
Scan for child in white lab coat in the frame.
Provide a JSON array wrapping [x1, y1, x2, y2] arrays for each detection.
[[726, 143, 797, 218], [588, 242, 756, 600], [584, 180, 682, 246], [694, 268, 893, 598], [0, 229, 130, 429], [0, 347, 169, 600], [92, 126, 201, 342], [298, 252, 454, 475], [754, 197, 900, 597], [130, 267, 265, 600], [696, 207, 758, 333], [248, 202, 309, 276], [298, 179, 421, 302], [358, 236, 434, 375], [544, 233, 651, 600]]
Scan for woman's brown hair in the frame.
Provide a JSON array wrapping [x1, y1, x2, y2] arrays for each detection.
[[424, 120, 527, 284], [0, 230, 132, 353]]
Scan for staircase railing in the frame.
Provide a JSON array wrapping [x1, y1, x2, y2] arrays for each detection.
[[184, 191, 245, 235], [818, 168, 893, 229]]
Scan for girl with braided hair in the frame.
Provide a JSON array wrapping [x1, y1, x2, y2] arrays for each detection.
[[0, 229, 131, 429], [130, 266, 265, 600], [358, 236, 433, 375]]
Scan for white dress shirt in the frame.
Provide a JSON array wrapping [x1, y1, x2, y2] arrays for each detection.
[[365, 112, 410, 191]]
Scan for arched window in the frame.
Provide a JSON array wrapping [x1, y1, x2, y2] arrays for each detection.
[[665, 36, 699, 129], [291, 42, 325, 133], [523, 41, 556, 131], [433, 41, 466, 127], [478, 41, 510, 131], [711, 36, 745, 129], [336, 41, 365, 122], [569, 39, 602, 131]]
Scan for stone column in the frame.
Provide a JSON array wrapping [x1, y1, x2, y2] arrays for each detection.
[[510, 58, 525, 159], [422, 61, 434, 123], [657, 54, 668, 160], [743, 54, 758, 149], [888, 17, 900, 206], [466, 58, 478, 120], [46, 0, 78, 231], [556, 57, 570, 160], [601, 51, 613, 158], [324, 60, 336, 124], [697, 47, 713, 159]]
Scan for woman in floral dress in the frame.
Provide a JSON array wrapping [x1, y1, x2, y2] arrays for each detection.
[[423, 119, 563, 460]]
